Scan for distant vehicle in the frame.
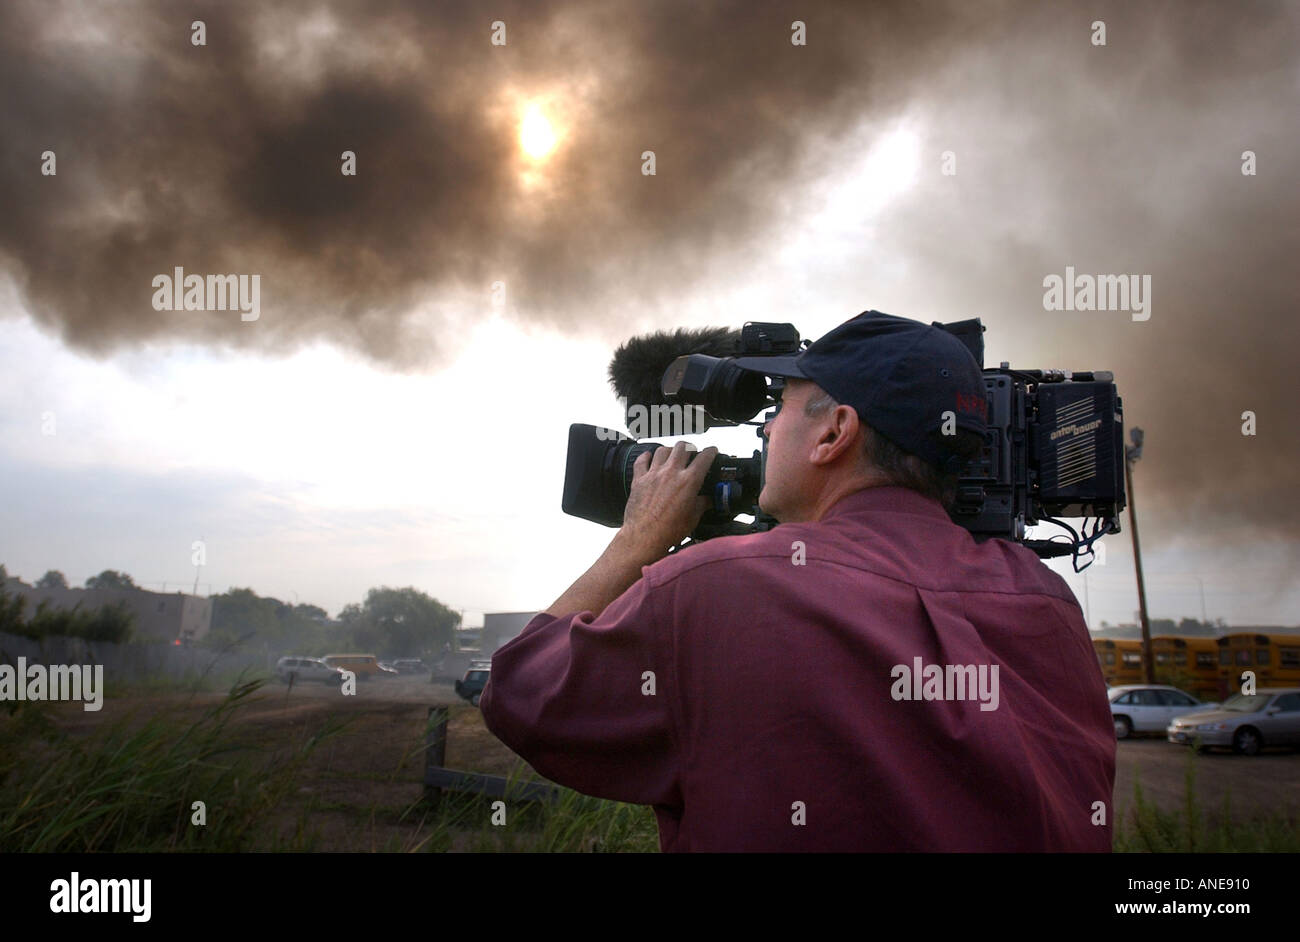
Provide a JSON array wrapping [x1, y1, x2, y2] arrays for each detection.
[[322, 653, 398, 679], [275, 656, 345, 685], [1092, 633, 1300, 700], [390, 658, 427, 675], [455, 666, 490, 707], [1108, 685, 1218, 739], [1167, 687, 1300, 755]]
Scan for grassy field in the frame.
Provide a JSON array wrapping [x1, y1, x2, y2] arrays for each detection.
[[0, 675, 659, 852], [1, 675, 1295, 852]]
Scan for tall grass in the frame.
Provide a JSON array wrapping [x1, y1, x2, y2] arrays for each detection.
[[1113, 747, 1300, 852], [360, 714, 660, 852], [0, 677, 657, 853], [0, 677, 343, 852], [100, 666, 275, 698], [407, 769, 661, 853], [20, 676, 1293, 853]]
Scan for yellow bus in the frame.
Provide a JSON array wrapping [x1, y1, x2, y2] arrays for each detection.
[[1276, 636, 1300, 686], [1151, 635, 1221, 700], [1095, 632, 1300, 699], [1216, 633, 1300, 693], [1092, 639, 1143, 687]]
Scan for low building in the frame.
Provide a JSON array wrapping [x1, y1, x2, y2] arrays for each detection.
[[1, 576, 212, 643], [454, 625, 482, 651], [481, 611, 540, 654]]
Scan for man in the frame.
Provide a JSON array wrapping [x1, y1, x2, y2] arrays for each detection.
[[481, 310, 1116, 852]]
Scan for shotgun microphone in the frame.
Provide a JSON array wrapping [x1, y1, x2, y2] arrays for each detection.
[[607, 327, 740, 430]]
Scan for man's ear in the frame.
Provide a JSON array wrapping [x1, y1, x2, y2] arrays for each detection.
[[808, 405, 862, 466]]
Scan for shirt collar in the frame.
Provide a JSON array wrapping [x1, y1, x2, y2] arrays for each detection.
[[819, 485, 951, 523]]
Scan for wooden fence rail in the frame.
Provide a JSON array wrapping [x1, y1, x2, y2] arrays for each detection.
[[422, 706, 562, 804]]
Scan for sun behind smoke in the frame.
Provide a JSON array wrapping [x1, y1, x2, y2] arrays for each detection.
[[519, 103, 557, 160]]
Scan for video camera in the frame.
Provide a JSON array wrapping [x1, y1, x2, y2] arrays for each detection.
[[561, 318, 1125, 569]]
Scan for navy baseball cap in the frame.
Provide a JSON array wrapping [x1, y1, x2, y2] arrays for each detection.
[[732, 310, 988, 471]]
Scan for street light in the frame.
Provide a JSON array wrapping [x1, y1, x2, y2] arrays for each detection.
[[1125, 427, 1155, 683]]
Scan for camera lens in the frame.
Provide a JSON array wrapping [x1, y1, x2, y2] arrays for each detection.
[[663, 355, 770, 422]]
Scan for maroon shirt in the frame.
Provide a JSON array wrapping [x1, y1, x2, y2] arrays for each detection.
[[481, 486, 1116, 851]]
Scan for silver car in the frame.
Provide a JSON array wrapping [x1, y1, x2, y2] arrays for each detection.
[[275, 656, 345, 685], [1108, 685, 1217, 739], [1167, 687, 1300, 755]]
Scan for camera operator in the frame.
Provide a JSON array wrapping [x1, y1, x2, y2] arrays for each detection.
[[481, 310, 1116, 852]]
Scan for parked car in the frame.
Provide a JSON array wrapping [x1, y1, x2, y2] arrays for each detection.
[[322, 653, 399, 679], [1167, 687, 1300, 755], [390, 658, 427, 675], [275, 656, 345, 685], [455, 666, 490, 707], [1108, 685, 1217, 739]]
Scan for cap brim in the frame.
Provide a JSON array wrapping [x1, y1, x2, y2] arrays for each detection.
[[731, 355, 809, 378]]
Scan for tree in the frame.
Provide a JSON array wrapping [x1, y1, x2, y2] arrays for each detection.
[[1176, 617, 1215, 636], [85, 569, 137, 590], [209, 588, 285, 648], [80, 600, 135, 643], [293, 603, 329, 622], [1149, 618, 1176, 636], [11, 598, 134, 643], [348, 587, 460, 658], [208, 588, 347, 654], [337, 603, 363, 634], [36, 570, 68, 590], [0, 575, 27, 635]]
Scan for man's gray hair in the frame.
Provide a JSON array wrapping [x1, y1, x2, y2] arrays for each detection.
[[800, 387, 981, 507], [802, 389, 839, 418]]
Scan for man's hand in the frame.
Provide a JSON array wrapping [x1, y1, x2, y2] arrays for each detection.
[[618, 441, 718, 562], [542, 441, 717, 619]]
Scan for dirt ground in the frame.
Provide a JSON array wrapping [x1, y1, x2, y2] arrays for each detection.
[[1113, 736, 1300, 826], [43, 676, 1300, 850]]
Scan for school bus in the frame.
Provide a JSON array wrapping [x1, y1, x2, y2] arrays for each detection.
[[1092, 639, 1143, 687], [1216, 633, 1300, 692], [1094, 633, 1300, 700], [1150, 635, 1221, 700], [1278, 637, 1300, 685]]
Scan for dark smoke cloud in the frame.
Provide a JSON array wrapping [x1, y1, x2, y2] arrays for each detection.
[[848, 0, 1300, 545], [0, 0, 980, 364], [1, 0, 1297, 543]]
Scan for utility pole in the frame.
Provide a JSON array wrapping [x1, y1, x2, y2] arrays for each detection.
[[1125, 428, 1154, 683], [1196, 577, 1207, 626], [192, 534, 204, 597], [1082, 570, 1091, 629]]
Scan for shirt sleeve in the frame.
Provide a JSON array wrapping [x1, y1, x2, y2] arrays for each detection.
[[478, 573, 681, 807]]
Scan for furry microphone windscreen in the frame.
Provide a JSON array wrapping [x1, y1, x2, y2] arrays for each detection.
[[607, 327, 740, 418]]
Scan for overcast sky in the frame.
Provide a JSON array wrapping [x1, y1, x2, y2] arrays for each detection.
[[1, 0, 1297, 628]]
